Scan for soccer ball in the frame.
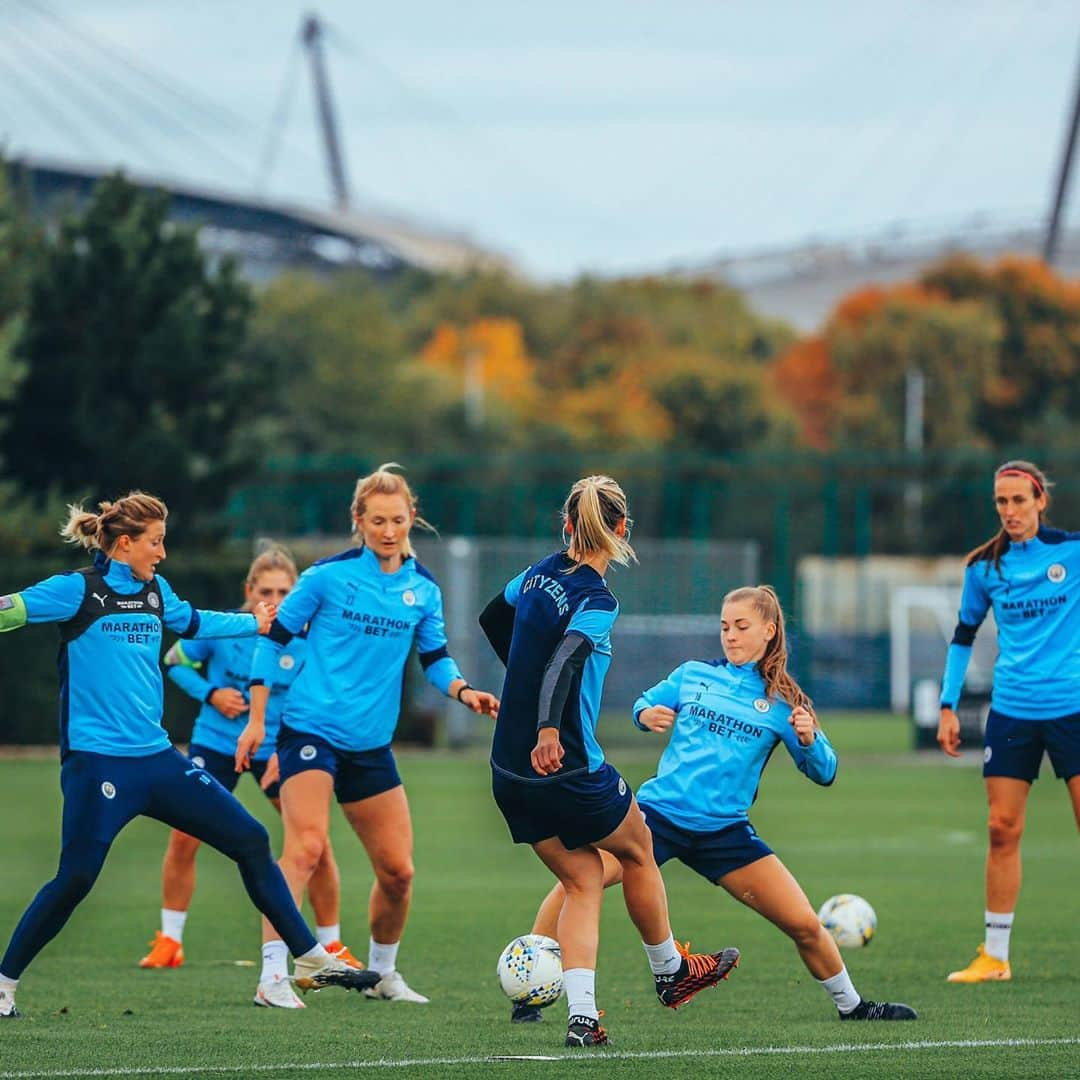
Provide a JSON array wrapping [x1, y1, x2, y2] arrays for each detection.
[[817, 894, 877, 948], [496, 934, 564, 1007]]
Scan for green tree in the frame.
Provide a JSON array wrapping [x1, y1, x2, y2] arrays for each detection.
[[241, 272, 485, 460], [921, 256, 1080, 444], [827, 293, 1001, 450], [0, 174, 255, 539]]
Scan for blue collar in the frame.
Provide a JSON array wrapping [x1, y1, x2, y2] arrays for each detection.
[[101, 556, 150, 591], [359, 545, 412, 577]]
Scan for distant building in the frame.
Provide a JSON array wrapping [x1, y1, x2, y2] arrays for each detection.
[[8, 154, 511, 281], [678, 217, 1080, 330]]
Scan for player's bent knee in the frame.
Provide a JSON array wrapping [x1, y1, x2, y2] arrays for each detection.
[[53, 866, 98, 905], [786, 909, 826, 949], [285, 828, 327, 874], [987, 816, 1023, 849], [375, 862, 414, 900]]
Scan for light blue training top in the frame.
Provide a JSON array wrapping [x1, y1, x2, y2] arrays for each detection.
[[249, 545, 462, 752], [167, 630, 307, 761], [940, 525, 1080, 719], [634, 658, 837, 833], [0, 554, 257, 757]]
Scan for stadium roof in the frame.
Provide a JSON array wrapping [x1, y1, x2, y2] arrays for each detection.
[[8, 154, 511, 279], [678, 215, 1080, 330]]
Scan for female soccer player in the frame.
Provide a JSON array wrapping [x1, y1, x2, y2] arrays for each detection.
[[479, 475, 740, 1048], [0, 493, 374, 1019], [517, 585, 916, 1025], [139, 546, 357, 974], [937, 460, 1080, 983], [237, 464, 498, 1008]]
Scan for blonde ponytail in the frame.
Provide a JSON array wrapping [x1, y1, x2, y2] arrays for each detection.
[[563, 475, 636, 570], [60, 492, 168, 554]]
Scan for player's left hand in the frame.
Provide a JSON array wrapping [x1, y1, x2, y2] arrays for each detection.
[[791, 705, 817, 746], [460, 688, 500, 718], [531, 726, 565, 776], [252, 601, 276, 635], [235, 719, 265, 773], [259, 753, 280, 791]]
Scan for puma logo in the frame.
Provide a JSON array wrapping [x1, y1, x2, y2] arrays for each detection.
[[92, 592, 108, 607]]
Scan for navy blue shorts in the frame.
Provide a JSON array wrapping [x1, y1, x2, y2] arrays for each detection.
[[188, 744, 280, 801], [276, 723, 402, 804], [983, 709, 1080, 782], [640, 803, 773, 884], [491, 761, 633, 851]]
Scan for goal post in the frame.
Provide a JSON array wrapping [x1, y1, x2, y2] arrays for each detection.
[[889, 584, 996, 747]]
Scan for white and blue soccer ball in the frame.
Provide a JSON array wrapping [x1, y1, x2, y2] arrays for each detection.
[[818, 894, 877, 948], [496, 934, 564, 1006]]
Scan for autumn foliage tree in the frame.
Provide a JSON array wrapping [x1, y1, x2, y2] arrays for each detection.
[[770, 257, 1079, 452]]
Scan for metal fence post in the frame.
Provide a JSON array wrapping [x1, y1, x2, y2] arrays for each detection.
[[443, 535, 478, 747]]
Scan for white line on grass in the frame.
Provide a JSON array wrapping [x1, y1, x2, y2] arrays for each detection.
[[1, 1038, 1078, 1078]]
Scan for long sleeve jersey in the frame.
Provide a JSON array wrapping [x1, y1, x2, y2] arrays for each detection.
[[249, 546, 462, 752], [634, 658, 837, 833], [0, 554, 258, 757], [489, 552, 618, 783], [940, 526, 1080, 719], [167, 630, 306, 760]]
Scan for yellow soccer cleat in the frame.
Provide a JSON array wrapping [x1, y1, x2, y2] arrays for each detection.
[[326, 940, 364, 970], [947, 945, 1011, 983], [139, 931, 184, 969]]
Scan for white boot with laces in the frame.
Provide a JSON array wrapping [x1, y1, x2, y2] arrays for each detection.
[[363, 969, 429, 1003], [253, 974, 305, 1009]]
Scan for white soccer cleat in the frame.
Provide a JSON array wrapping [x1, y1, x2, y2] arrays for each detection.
[[253, 975, 306, 1009], [0, 986, 19, 1019], [363, 969, 429, 1003], [292, 953, 380, 995]]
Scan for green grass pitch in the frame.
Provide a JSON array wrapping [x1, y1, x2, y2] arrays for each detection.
[[1, 713, 1077, 1079]]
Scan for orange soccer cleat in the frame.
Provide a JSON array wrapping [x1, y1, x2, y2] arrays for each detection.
[[326, 940, 364, 970], [947, 945, 1012, 983], [655, 940, 740, 1008], [139, 931, 184, 969]]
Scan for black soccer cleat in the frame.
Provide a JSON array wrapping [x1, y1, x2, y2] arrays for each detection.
[[292, 963, 381, 995], [655, 943, 740, 1008], [564, 1014, 609, 1047], [511, 1001, 544, 1024], [840, 998, 918, 1021]]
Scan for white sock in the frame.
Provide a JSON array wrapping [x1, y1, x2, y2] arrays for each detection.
[[643, 934, 681, 976], [0, 972, 17, 989], [260, 940, 289, 982], [563, 967, 598, 1021], [369, 938, 399, 976], [161, 908, 187, 944], [820, 966, 861, 1013], [316, 924, 341, 947], [297, 943, 329, 962], [985, 910, 1014, 962]]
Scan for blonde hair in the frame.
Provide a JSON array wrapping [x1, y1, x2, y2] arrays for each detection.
[[60, 492, 168, 553], [563, 475, 636, 570], [722, 585, 812, 712], [350, 462, 434, 559], [247, 542, 298, 587], [966, 459, 1052, 573]]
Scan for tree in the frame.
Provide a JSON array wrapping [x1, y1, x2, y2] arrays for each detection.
[[921, 256, 1080, 444], [770, 280, 1003, 451], [0, 174, 256, 539], [241, 271, 483, 460]]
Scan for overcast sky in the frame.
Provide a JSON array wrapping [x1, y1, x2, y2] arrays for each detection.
[[1, 1, 1077, 276]]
